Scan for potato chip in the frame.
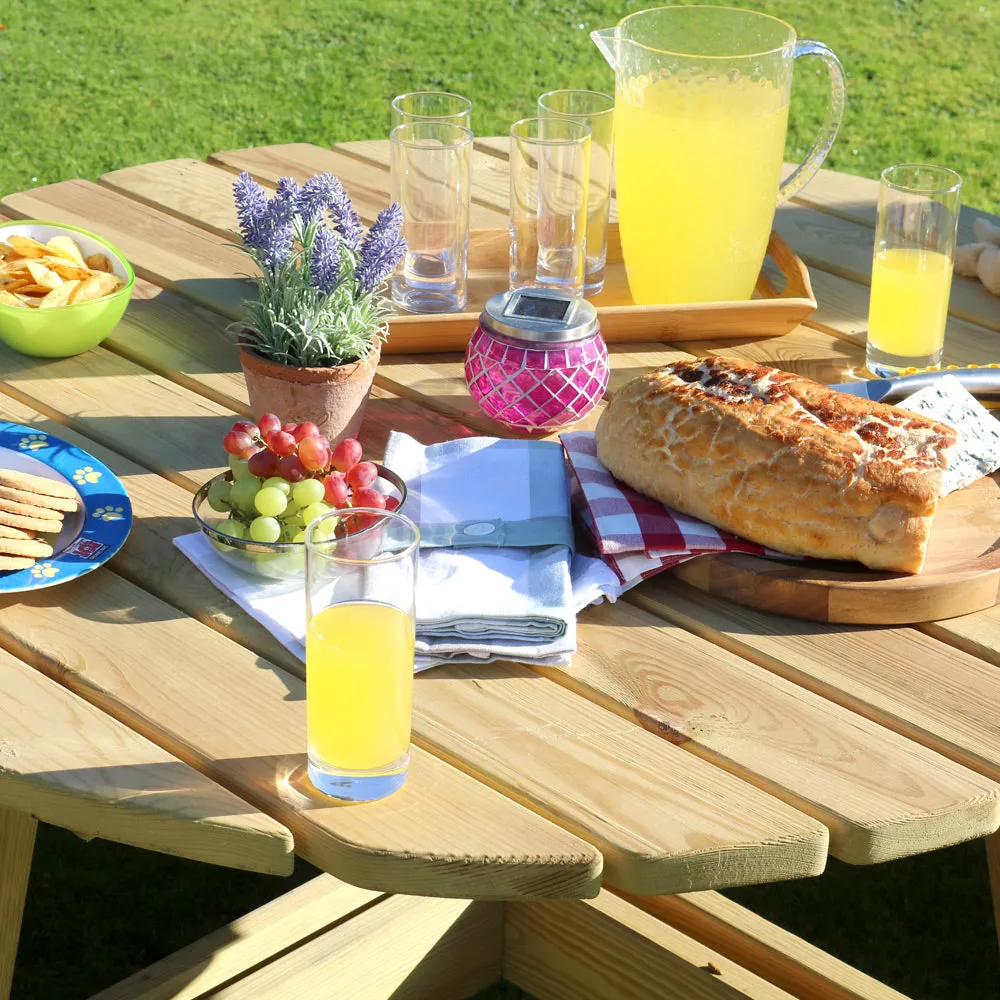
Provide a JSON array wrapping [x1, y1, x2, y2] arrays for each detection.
[[39, 280, 80, 308], [15, 293, 43, 308], [85, 253, 113, 273], [44, 260, 90, 281], [8, 235, 50, 259], [90, 271, 122, 295], [25, 261, 63, 289], [0, 289, 27, 308], [45, 236, 86, 267], [69, 277, 107, 304], [17, 283, 56, 295]]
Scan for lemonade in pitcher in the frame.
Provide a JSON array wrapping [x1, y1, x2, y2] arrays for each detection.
[[615, 74, 789, 304], [592, 6, 845, 306]]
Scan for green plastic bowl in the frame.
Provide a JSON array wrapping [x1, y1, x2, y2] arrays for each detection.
[[0, 221, 135, 358]]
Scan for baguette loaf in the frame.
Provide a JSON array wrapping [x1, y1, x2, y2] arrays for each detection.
[[594, 357, 958, 573]]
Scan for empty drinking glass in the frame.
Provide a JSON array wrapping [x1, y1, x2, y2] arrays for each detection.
[[537, 90, 614, 296], [509, 117, 591, 296], [391, 91, 472, 128], [390, 122, 473, 313]]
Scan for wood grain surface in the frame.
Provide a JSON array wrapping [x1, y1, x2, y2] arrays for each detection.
[[0, 808, 35, 1000], [504, 891, 795, 1000], [90, 876, 384, 1000], [0, 571, 603, 900], [0, 647, 294, 875]]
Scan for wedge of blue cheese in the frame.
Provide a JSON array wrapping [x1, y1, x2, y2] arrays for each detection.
[[898, 374, 1000, 494]]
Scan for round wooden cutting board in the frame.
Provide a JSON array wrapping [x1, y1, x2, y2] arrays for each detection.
[[670, 472, 1000, 624]]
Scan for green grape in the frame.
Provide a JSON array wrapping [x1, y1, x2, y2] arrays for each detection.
[[292, 529, 307, 543], [206, 480, 232, 512], [280, 520, 301, 542], [262, 476, 292, 496], [249, 516, 282, 543], [292, 477, 325, 507], [301, 501, 332, 526], [282, 498, 301, 520], [230, 476, 262, 512], [216, 518, 246, 539], [310, 517, 339, 542], [254, 486, 288, 518], [229, 457, 251, 479]]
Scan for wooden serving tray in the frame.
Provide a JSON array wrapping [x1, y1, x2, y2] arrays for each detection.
[[384, 224, 816, 355], [670, 472, 1000, 624]]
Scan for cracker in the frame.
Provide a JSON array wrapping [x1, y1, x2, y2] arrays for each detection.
[[0, 496, 63, 523], [0, 508, 63, 534], [0, 523, 32, 540], [0, 555, 35, 571], [0, 468, 77, 501], [0, 484, 77, 513], [0, 537, 52, 558]]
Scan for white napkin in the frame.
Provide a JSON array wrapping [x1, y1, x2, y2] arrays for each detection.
[[383, 432, 576, 666]]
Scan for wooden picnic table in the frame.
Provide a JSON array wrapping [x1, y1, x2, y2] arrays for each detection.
[[1, 139, 1000, 1000]]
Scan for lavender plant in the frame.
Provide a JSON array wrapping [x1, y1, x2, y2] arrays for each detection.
[[232, 172, 405, 368]]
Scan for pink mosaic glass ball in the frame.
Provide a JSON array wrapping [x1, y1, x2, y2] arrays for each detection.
[[464, 324, 610, 431]]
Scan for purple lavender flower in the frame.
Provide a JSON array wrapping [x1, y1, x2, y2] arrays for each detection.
[[309, 226, 341, 294], [297, 173, 341, 224], [327, 183, 364, 249], [356, 203, 406, 293], [233, 172, 271, 251]]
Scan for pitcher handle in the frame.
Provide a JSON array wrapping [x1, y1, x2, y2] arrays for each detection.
[[778, 40, 846, 206]]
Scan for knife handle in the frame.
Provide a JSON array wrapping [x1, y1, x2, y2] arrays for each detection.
[[880, 367, 1000, 403]]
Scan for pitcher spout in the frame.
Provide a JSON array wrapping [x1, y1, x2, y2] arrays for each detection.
[[590, 27, 619, 71]]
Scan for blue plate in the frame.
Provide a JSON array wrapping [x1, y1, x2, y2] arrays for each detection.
[[0, 422, 132, 593]]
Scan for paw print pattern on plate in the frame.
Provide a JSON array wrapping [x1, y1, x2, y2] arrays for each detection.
[[73, 466, 102, 485], [18, 434, 48, 451], [30, 562, 59, 579], [93, 506, 126, 522]]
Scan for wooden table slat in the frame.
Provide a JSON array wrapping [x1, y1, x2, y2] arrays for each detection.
[[0, 647, 294, 874], [0, 570, 603, 900]]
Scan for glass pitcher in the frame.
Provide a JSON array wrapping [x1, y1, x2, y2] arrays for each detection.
[[592, 6, 845, 305]]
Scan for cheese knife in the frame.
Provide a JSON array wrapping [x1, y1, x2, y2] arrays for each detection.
[[827, 367, 1000, 405]]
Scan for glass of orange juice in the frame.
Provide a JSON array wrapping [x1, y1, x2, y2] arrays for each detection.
[[867, 164, 962, 377], [304, 508, 419, 802]]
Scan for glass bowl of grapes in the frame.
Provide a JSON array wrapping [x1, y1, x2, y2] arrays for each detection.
[[192, 413, 407, 581]]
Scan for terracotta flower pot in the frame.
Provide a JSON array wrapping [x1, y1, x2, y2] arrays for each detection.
[[238, 340, 380, 446]]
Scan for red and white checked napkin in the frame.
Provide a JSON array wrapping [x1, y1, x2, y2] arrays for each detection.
[[562, 431, 791, 592]]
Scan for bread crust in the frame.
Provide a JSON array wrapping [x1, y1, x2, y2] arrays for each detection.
[[594, 357, 957, 573]]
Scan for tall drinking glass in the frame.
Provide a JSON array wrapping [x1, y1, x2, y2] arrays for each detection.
[[509, 117, 591, 296], [391, 122, 472, 313], [866, 164, 962, 377], [537, 90, 614, 296], [391, 91, 472, 128], [304, 509, 420, 802]]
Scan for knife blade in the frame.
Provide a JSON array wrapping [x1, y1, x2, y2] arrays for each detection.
[[827, 368, 1000, 404]]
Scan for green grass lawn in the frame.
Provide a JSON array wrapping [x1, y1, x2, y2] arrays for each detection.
[[3, 2, 999, 997], [0, 0, 997, 210]]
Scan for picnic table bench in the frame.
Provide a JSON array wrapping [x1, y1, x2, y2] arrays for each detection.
[[0, 138, 999, 999]]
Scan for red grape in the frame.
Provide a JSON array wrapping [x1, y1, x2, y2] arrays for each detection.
[[281, 423, 298, 435], [298, 436, 330, 472], [351, 487, 387, 510], [269, 431, 297, 457], [293, 422, 320, 442], [323, 472, 350, 507], [247, 448, 277, 478], [384, 496, 400, 512], [277, 454, 306, 482], [231, 420, 260, 439], [257, 413, 281, 436], [330, 437, 362, 472], [345, 461, 377, 490], [223, 430, 253, 455]]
